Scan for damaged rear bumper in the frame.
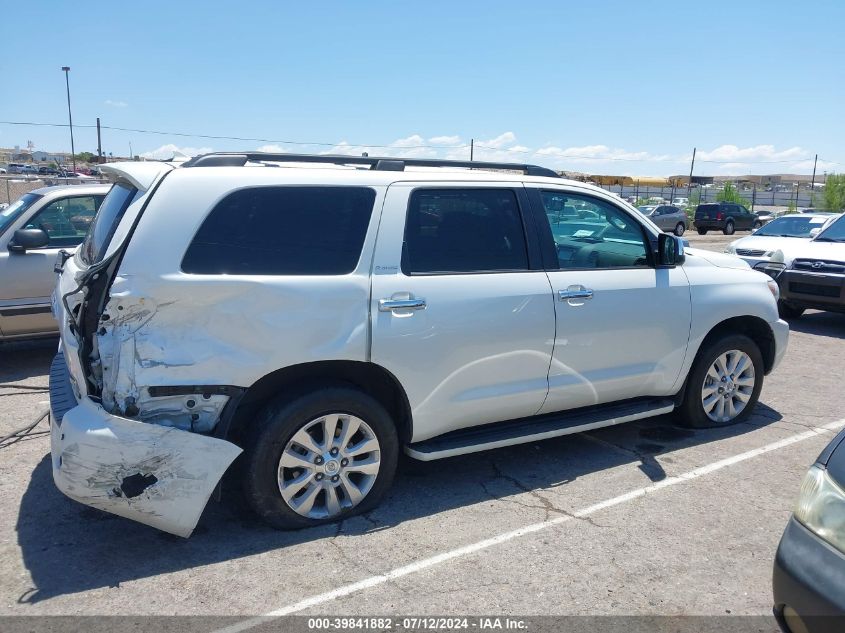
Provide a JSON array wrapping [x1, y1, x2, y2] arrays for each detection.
[[49, 353, 242, 537]]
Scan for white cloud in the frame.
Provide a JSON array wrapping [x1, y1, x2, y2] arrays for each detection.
[[160, 133, 829, 178], [139, 143, 213, 159], [428, 135, 462, 146], [696, 144, 805, 163], [104, 99, 128, 108]]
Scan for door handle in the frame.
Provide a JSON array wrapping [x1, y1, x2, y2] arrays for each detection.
[[559, 287, 594, 301], [378, 298, 427, 312]]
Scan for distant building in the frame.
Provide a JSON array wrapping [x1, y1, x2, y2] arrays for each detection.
[[31, 150, 69, 163]]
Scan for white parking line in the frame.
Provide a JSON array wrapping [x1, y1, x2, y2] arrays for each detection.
[[215, 418, 845, 632]]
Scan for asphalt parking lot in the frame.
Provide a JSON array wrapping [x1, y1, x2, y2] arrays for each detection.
[[1, 232, 843, 627]]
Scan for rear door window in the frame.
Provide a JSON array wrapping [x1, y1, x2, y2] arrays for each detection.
[[402, 188, 529, 274], [182, 186, 376, 275]]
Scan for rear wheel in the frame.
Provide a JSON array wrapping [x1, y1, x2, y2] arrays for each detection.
[[778, 301, 805, 320], [753, 220, 763, 230], [697, 228, 708, 235], [723, 220, 735, 235], [674, 222, 686, 236], [679, 334, 763, 428], [242, 387, 399, 529]]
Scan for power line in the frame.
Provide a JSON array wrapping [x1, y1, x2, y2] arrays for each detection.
[[0, 120, 838, 166], [0, 120, 467, 150]]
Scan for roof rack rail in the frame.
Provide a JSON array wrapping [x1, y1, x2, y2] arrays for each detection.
[[180, 152, 560, 178]]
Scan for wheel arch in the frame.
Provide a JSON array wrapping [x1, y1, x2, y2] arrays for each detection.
[[226, 360, 413, 445], [694, 315, 777, 375]]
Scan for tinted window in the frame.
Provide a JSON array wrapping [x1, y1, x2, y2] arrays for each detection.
[[182, 186, 376, 275], [402, 188, 529, 274], [539, 191, 650, 270], [26, 195, 104, 247], [79, 184, 137, 264]]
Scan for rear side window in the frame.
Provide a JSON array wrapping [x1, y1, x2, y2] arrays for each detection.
[[402, 188, 529, 274], [182, 186, 376, 275], [79, 183, 137, 264]]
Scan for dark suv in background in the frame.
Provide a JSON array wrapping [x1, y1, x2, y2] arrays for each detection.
[[695, 202, 762, 235]]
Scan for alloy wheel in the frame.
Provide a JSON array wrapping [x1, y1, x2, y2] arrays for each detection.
[[700, 349, 756, 423], [277, 413, 381, 519]]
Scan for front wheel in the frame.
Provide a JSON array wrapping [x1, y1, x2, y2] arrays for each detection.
[[723, 220, 735, 235], [678, 334, 764, 428], [674, 222, 686, 236], [242, 387, 399, 530], [753, 221, 763, 230], [697, 228, 708, 235]]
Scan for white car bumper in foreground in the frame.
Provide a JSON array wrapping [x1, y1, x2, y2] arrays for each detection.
[[50, 356, 241, 537], [771, 318, 789, 373]]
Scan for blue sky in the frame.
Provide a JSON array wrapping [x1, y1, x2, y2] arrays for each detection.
[[2, 0, 843, 176]]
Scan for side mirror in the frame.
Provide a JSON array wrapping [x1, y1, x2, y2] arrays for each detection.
[[657, 233, 685, 267], [8, 228, 49, 253]]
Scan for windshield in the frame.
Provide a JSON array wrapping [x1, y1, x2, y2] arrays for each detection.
[[813, 215, 845, 243], [0, 192, 43, 236], [754, 215, 831, 238], [78, 183, 138, 265]]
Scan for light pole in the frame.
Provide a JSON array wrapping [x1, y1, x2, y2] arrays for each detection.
[[61, 66, 76, 173]]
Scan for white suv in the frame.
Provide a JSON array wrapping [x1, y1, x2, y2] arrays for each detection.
[[49, 153, 789, 537]]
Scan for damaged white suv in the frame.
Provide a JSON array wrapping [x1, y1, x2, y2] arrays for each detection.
[[50, 153, 789, 537]]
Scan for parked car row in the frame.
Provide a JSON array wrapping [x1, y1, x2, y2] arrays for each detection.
[[726, 212, 845, 319]]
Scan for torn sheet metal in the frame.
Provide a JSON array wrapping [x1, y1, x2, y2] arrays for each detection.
[[51, 397, 242, 537]]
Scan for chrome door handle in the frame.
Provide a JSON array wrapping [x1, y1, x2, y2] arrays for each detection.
[[559, 287, 594, 301], [378, 298, 427, 312]]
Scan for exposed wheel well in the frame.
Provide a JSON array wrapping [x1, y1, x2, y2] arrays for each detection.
[[699, 316, 777, 374], [226, 361, 413, 445]]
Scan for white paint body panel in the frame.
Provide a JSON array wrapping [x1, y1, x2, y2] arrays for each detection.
[[371, 183, 555, 442], [541, 266, 692, 413], [51, 396, 241, 537]]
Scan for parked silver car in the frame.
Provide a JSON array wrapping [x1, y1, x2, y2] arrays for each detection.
[[638, 204, 688, 236], [0, 184, 110, 340]]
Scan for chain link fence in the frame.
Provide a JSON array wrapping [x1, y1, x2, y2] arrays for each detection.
[[597, 183, 820, 211]]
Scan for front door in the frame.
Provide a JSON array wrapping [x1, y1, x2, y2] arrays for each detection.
[[529, 187, 692, 414], [370, 183, 556, 443], [0, 194, 103, 336]]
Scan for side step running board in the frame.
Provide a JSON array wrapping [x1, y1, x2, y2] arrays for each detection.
[[405, 398, 676, 461]]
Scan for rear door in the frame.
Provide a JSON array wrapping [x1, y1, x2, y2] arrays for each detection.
[[527, 187, 692, 413], [370, 183, 556, 443], [0, 193, 103, 336]]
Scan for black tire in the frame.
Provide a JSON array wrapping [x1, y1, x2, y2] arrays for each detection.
[[778, 301, 805, 320], [241, 386, 399, 530], [674, 222, 686, 236], [753, 221, 763, 230], [678, 333, 764, 429], [723, 220, 735, 235], [697, 228, 708, 235]]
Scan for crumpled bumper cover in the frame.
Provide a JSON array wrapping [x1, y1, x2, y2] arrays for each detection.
[[50, 368, 242, 537]]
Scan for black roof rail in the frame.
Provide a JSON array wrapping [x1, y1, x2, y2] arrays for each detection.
[[180, 152, 560, 178]]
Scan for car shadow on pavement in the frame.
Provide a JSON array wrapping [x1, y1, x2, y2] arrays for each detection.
[[16, 403, 783, 604], [0, 337, 58, 382], [786, 311, 845, 339]]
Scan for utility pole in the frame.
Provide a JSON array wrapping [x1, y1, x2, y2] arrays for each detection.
[[470, 138, 474, 161], [687, 147, 696, 198], [129, 141, 133, 160], [96, 117, 103, 162], [811, 153, 818, 190], [61, 66, 76, 172]]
